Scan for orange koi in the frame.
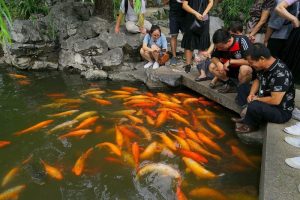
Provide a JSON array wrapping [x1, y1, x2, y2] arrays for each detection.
[[144, 92, 154, 97], [1, 167, 20, 187], [120, 86, 138, 93], [170, 112, 190, 126], [125, 95, 151, 100], [55, 98, 84, 104], [189, 187, 228, 200], [197, 132, 223, 154], [198, 100, 215, 106], [58, 129, 93, 139], [170, 97, 181, 104], [108, 94, 131, 99], [186, 139, 221, 161], [115, 125, 124, 148], [14, 120, 54, 136], [231, 145, 256, 168], [80, 90, 105, 97], [95, 142, 122, 156], [177, 149, 208, 164], [176, 184, 187, 200], [136, 109, 144, 116], [74, 111, 97, 121], [132, 142, 140, 170], [130, 102, 157, 108], [0, 141, 11, 148], [140, 142, 158, 160], [72, 147, 94, 176], [40, 160, 63, 180], [74, 116, 99, 130], [113, 110, 136, 116], [91, 98, 112, 105], [47, 109, 79, 117], [132, 125, 152, 141], [178, 128, 187, 139], [104, 157, 124, 166], [126, 115, 143, 124], [111, 90, 132, 95], [118, 125, 140, 139], [46, 93, 66, 98], [191, 112, 201, 130], [182, 157, 217, 179], [158, 133, 177, 151], [183, 98, 199, 106], [169, 132, 190, 150], [157, 93, 170, 101], [173, 93, 193, 98], [155, 110, 169, 128], [18, 80, 31, 85], [206, 119, 226, 138], [143, 108, 157, 117], [124, 99, 154, 105], [21, 154, 33, 165], [184, 127, 202, 144], [146, 115, 155, 125], [0, 185, 26, 200], [94, 125, 103, 133], [9, 73, 27, 79], [159, 101, 181, 109]]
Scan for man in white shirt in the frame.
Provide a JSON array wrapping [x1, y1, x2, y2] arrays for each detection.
[[115, 0, 152, 34]]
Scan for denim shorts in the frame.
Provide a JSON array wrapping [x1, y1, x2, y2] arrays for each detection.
[[169, 15, 185, 35]]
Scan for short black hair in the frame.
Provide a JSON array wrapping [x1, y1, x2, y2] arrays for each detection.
[[212, 29, 231, 44], [149, 25, 161, 35], [246, 43, 272, 60], [229, 21, 243, 34]]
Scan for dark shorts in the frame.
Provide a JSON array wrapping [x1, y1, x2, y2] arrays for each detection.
[[227, 66, 240, 79], [169, 15, 185, 35]]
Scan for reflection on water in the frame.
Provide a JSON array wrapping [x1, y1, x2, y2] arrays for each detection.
[[0, 66, 260, 200]]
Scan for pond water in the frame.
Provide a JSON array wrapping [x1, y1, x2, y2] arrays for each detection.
[[0, 66, 261, 200]]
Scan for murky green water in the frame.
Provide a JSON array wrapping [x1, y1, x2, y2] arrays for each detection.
[[0, 66, 260, 200]]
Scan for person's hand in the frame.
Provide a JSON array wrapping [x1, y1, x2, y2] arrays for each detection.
[[247, 34, 255, 43], [291, 17, 300, 28], [139, 27, 146, 34], [247, 94, 256, 103], [223, 60, 230, 71], [195, 12, 203, 21], [217, 62, 224, 72], [115, 26, 120, 34], [201, 51, 211, 58]]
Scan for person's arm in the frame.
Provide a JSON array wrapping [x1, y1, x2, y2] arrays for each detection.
[[137, 0, 146, 33], [142, 35, 153, 52], [161, 35, 168, 51], [115, 13, 123, 34], [249, 9, 271, 37], [264, 26, 274, 46], [211, 57, 225, 72], [182, 1, 203, 20], [202, 0, 214, 17], [247, 79, 259, 103], [276, 0, 300, 27], [254, 92, 286, 105]]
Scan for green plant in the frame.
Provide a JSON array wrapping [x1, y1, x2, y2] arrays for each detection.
[[0, 0, 12, 44], [219, 0, 254, 27], [113, 0, 122, 19], [15, 0, 48, 19]]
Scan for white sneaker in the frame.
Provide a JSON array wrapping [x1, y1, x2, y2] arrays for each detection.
[[293, 108, 300, 121], [144, 61, 153, 69], [284, 122, 300, 135], [152, 62, 159, 69], [285, 156, 300, 169], [285, 136, 300, 148]]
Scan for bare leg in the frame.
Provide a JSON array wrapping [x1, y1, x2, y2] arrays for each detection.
[[209, 62, 228, 81], [140, 48, 153, 62], [185, 49, 193, 65], [170, 35, 178, 58], [238, 65, 253, 84]]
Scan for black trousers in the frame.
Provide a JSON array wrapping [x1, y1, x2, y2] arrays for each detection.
[[267, 38, 286, 60], [243, 101, 292, 128]]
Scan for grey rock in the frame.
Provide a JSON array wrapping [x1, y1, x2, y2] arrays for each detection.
[[147, 66, 182, 87], [81, 69, 108, 80], [107, 33, 127, 49], [108, 71, 136, 81], [61, 36, 84, 50], [73, 37, 108, 56], [92, 48, 123, 70], [209, 16, 224, 39], [10, 20, 44, 43], [31, 61, 58, 70]]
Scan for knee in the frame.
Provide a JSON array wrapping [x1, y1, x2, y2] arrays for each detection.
[[209, 63, 217, 73], [247, 101, 262, 113], [239, 65, 252, 76]]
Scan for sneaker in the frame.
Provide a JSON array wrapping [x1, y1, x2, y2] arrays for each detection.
[[152, 62, 159, 69], [218, 80, 237, 93], [285, 136, 300, 148], [284, 122, 300, 135], [285, 156, 300, 169], [293, 108, 300, 121], [170, 57, 177, 66], [144, 61, 153, 69]]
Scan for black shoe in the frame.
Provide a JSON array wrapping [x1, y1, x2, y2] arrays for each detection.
[[195, 76, 209, 82], [218, 80, 237, 93], [183, 64, 191, 73]]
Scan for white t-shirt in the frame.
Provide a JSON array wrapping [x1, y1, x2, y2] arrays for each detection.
[[120, 0, 146, 22]]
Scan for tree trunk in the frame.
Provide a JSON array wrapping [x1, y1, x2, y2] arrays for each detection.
[[94, 0, 114, 21]]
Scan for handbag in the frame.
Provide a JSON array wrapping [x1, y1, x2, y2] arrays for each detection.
[[158, 52, 170, 65], [189, 2, 208, 35]]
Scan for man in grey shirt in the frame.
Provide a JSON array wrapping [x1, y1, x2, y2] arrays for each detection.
[[264, 0, 299, 58]]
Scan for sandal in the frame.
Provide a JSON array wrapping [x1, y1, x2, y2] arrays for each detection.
[[209, 82, 216, 89], [195, 76, 209, 82]]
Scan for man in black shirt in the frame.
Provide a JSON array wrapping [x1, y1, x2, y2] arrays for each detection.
[[209, 29, 253, 93], [235, 43, 295, 133], [164, 0, 186, 65]]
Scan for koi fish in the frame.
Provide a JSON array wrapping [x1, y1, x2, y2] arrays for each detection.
[[183, 98, 199, 106], [108, 95, 131, 99], [132, 125, 152, 141], [0, 141, 11, 148], [15, 120, 54, 136], [176, 184, 187, 200], [143, 108, 157, 118], [91, 98, 112, 105], [157, 133, 177, 151], [9, 73, 27, 79], [173, 93, 193, 98], [126, 115, 143, 124], [156, 110, 169, 128], [112, 110, 136, 116], [0, 185, 26, 200], [58, 129, 93, 139], [136, 163, 181, 181], [130, 102, 157, 108], [47, 120, 78, 134], [55, 98, 84, 104], [72, 147, 94, 176], [94, 125, 103, 133], [1, 167, 20, 187], [47, 110, 79, 117], [41, 102, 67, 109], [146, 115, 155, 125], [186, 139, 221, 161], [170, 112, 190, 126], [115, 125, 124, 148], [189, 187, 228, 200], [111, 90, 132, 95], [80, 90, 105, 97], [231, 145, 256, 168], [125, 95, 151, 100], [169, 132, 190, 151], [140, 142, 158, 160], [159, 101, 182, 109], [170, 97, 181, 104], [124, 99, 155, 105], [206, 119, 226, 138], [121, 151, 135, 168], [95, 142, 122, 156], [197, 132, 223, 154], [73, 111, 97, 121], [40, 160, 63, 180], [177, 149, 208, 164], [182, 157, 217, 179], [118, 125, 140, 139], [120, 86, 138, 93], [157, 93, 170, 101], [184, 127, 202, 144], [46, 93, 66, 98], [18, 80, 31, 85], [132, 142, 140, 171], [74, 116, 99, 130]]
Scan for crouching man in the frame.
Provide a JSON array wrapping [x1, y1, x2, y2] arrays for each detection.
[[235, 43, 295, 133]]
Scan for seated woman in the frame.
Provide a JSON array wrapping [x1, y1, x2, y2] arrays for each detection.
[[140, 25, 168, 69]]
